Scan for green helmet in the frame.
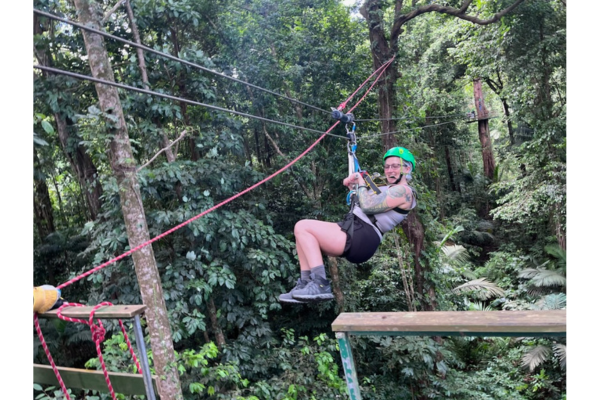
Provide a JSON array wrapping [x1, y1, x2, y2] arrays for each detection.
[[383, 147, 416, 172]]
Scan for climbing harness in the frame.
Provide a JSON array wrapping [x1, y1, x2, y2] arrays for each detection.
[[339, 131, 417, 239]]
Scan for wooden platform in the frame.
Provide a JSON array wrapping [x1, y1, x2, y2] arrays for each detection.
[[35, 304, 157, 399], [34, 364, 156, 396], [40, 304, 147, 319], [332, 310, 566, 400], [332, 310, 566, 337]]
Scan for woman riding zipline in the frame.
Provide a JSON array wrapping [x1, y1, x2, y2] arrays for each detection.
[[279, 147, 417, 303]]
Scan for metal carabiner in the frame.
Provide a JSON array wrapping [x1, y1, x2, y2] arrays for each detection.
[[345, 122, 357, 146]]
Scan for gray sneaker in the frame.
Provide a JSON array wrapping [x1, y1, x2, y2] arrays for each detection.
[[292, 275, 334, 302], [279, 279, 310, 304]]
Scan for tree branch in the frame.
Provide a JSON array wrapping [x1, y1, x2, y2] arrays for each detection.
[[137, 130, 187, 172], [484, 77, 500, 95], [102, 0, 127, 24], [391, 0, 526, 41], [261, 123, 313, 198]]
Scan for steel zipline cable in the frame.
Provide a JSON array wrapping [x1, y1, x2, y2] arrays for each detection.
[[355, 113, 467, 122], [357, 120, 464, 140], [34, 65, 349, 140], [41, 57, 394, 290], [33, 8, 330, 115]]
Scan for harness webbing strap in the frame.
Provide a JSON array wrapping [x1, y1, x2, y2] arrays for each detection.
[[340, 194, 356, 239]]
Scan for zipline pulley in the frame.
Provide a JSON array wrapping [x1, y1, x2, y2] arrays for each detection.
[[331, 107, 355, 124]]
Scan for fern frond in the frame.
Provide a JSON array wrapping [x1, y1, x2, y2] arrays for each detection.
[[537, 293, 566, 310], [521, 345, 551, 372], [553, 343, 566, 369], [452, 278, 505, 300]]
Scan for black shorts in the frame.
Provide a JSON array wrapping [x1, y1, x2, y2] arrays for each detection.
[[337, 215, 381, 264]]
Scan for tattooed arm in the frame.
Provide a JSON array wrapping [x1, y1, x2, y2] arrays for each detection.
[[357, 185, 413, 215]]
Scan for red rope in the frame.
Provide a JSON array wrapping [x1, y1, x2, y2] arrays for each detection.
[[56, 57, 395, 291], [35, 303, 144, 400], [36, 60, 395, 400], [337, 57, 395, 111], [34, 314, 72, 400]]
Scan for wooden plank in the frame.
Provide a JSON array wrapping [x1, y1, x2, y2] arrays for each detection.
[[40, 304, 147, 320], [331, 310, 566, 336], [34, 364, 156, 396]]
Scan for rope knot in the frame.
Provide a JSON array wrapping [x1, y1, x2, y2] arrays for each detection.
[[91, 324, 106, 343]]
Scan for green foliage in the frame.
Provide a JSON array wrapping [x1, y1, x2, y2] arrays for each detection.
[[34, 0, 565, 398]]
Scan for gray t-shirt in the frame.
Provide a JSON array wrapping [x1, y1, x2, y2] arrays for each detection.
[[353, 185, 417, 240]]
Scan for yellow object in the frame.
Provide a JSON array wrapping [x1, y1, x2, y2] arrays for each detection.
[[33, 285, 60, 313]]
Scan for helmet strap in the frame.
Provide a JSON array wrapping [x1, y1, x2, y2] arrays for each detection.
[[393, 174, 403, 185]]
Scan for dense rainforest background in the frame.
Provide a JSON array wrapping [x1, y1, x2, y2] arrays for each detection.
[[25, 0, 574, 399]]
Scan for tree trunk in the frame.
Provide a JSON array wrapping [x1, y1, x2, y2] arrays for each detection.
[[484, 76, 515, 146], [124, 0, 148, 88], [401, 212, 428, 309], [72, 2, 183, 399], [34, 150, 55, 240], [474, 79, 496, 182], [35, 13, 103, 221], [327, 256, 345, 312], [477, 119, 495, 181], [207, 296, 226, 349], [168, 23, 200, 161], [56, 116, 103, 221], [359, 0, 398, 149], [444, 145, 459, 193], [501, 98, 515, 145]]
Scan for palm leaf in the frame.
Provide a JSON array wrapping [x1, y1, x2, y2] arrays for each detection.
[[527, 286, 553, 298], [441, 244, 470, 263], [439, 226, 465, 247], [553, 343, 566, 369], [461, 269, 478, 280], [521, 345, 551, 372], [519, 268, 542, 279], [544, 244, 566, 267], [530, 269, 566, 287], [452, 278, 505, 300], [519, 268, 566, 287]]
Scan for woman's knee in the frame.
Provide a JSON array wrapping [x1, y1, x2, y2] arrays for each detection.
[[294, 219, 313, 236]]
